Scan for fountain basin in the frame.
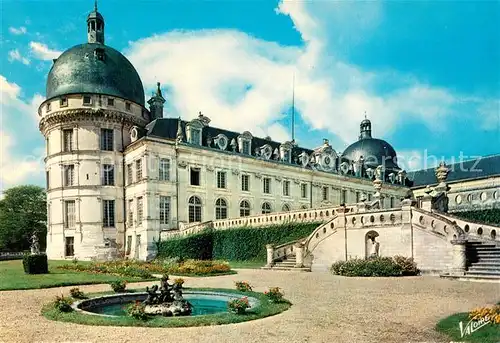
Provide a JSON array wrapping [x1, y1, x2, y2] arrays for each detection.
[[73, 290, 260, 317]]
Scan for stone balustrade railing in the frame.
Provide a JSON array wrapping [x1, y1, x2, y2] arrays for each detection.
[[411, 207, 464, 240], [162, 205, 356, 239], [432, 211, 499, 241], [344, 208, 404, 230]]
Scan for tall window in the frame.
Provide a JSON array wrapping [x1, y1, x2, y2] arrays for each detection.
[[128, 199, 134, 224], [107, 98, 114, 106], [217, 171, 227, 189], [159, 158, 170, 181], [263, 177, 271, 194], [242, 140, 251, 155], [282, 180, 290, 196], [301, 183, 308, 198], [240, 200, 251, 217], [390, 197, 395, 208], [341, 189, 347, 204], [65, 237, 74, 257], [190, 167, 200, 186], [127, 164, 133, 184], [63, 129, 73, 152], [100, 128, 113, 151], [282, 203, 291, 212], [322, 186, 329, 201], [46, 171, 50, 189], [215, 198, 228, 220], [190, 128, 201, 145], [103, 200, 115, 227], [64, 200, 76, 228], [136, 159, 142, 181], [160, 196, 171, 224], [368, 193, 372, 201], [261, 202, 272, 214], [64, 165, 75, 186], [188, 196, 202, 223], [137, 197, 143, 225], [83, 95, 92, 105], [101, 164, 114, 186], [241, 174, 250, 192], [356, 191, 360, 203]]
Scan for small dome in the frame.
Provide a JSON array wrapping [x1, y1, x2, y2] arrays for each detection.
[[46, 43, 145, 106], [342, 138, 399, 170]]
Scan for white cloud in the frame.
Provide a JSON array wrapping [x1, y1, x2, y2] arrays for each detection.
[[29, 41, 61, 60], [7, 49, 30, 65], [9, 26, 27, 35], [125, 1, 489, 150], [0, 76, 45, 192]]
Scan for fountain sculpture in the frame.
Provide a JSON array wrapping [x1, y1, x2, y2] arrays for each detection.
[[142, 275, 192, 316]]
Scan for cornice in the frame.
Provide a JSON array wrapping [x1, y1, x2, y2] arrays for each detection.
[[39, 108, 148, 135]]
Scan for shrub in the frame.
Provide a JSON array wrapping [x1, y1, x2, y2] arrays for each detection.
[[54, 295, 73, 312], [69, 287, 85, 299], [235, 281, 252, 292], [127, 301, 149, 321], [331, 256, 412, 277], [392, 255, 420, 276], [157, 222, 320, 261], [264, 287, 284, 303], [228, 297, 251, 314], [452, 209, 500, 226], [22, 253, 48, 274], [110, 280, 127, 292], [173, 278, 184, 287]]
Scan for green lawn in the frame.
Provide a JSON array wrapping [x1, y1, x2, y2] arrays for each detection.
[[0, 260, 153, 291], [42, 287, 292, 327], [228, 259, 265, 269], [436, 312, 500, 343]]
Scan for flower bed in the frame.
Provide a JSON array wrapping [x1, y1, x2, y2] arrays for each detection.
[[58, 259, 234, 278], [331, 256, 420, 277]]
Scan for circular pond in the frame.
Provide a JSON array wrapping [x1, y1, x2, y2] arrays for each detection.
[[73, 291, 260, 317]]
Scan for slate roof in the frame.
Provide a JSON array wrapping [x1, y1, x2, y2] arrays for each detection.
[[408, 154, 500, 187], [145, 118, 315, 167]]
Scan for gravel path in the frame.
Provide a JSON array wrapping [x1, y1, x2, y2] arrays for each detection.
[[0, 270, 498, 343]]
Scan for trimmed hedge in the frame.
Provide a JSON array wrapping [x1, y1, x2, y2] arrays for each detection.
[[23, 253, 49, 274], [157, 222, 320, 261], [452, 209, 500, 226]]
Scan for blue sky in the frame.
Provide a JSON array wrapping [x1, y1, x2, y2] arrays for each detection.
[[1, 0, 499, 190]]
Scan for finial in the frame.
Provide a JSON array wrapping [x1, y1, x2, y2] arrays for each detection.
[[94, 0, 98, 11], [364, 111, 367, 119]]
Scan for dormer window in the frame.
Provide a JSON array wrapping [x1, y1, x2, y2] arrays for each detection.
[[190, 128, 201, 145], [60, 97, 68, 107], [237, 131, 253, 155], [279, 142, 293, 163], [83, 95, 92, 105], [185, 119, 205, 146]]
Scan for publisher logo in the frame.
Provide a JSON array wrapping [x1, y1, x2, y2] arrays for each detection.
[[459, 316, 491, 338]]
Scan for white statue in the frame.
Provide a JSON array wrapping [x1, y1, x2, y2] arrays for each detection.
[[369, 237, 380, 258]]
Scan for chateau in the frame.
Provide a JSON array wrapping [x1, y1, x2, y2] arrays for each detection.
[[39, 5, 499, 268]]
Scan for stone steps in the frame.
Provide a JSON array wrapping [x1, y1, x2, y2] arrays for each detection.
[[261, 266, 311, 272], [463, 240, 500, 280]]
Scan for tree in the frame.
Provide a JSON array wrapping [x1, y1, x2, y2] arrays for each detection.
[[0, 185, 47, 252]]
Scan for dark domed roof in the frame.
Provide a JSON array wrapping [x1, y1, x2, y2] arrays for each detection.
[[342, 138, 400, 170], [46, 43, 145, 106]]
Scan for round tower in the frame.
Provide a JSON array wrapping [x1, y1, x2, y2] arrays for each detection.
[[39, 3, 148, 260]]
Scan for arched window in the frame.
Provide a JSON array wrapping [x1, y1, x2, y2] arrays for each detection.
[[262, 202, 272, 214], [188, 196, 202, 223], [215, 198, 228, 220], [240, 200, 251, 217], [282, 203, 291, 212]]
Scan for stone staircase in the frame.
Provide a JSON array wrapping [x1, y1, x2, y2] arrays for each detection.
[[261, 255, 311, 272], [465, 240, 500, 280]]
